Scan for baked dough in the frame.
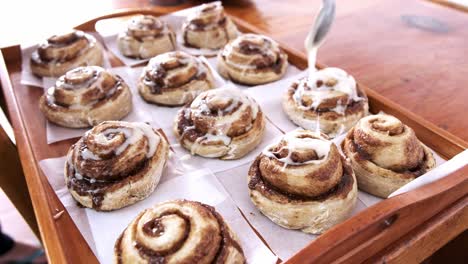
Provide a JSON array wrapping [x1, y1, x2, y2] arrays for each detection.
[[30, 30, 104, 77], [117, 15, 176, 59], [248, 130, 357, 234], [114, 200, 246, 264], [217, 33, 288, 85], [182, 2, 238, 50], [64, 121, 169, 211], [174, 87, 265, 160], [138, 51, 215, 106], [341, 114, 436, 198], [283, 67, 369, 138], [39, 66, 132, 128]]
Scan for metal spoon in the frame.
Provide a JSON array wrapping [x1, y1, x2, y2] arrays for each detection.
[[305, 0, 336, 76]]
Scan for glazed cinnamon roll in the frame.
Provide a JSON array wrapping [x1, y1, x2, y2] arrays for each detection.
[[115, 200, 245, 264], [117, 15, 176, 59], [30, 30, 104, 77], [217, 34, 288, 85], [283, 67, 369, 138], [174, 87, 265, 160], [248, 130, 357, 234], [39, 66, 132, 128], [182, 2, 238, 50], [341, 114, 436, 198], [65, 121, 170, 211], [138, 51, 215, 106]]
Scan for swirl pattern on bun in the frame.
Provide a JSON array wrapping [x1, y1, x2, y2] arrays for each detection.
[[65, 121, 169, 211], [174, 87, 265, 160], [118, 15, 176, 59], [248, 130, 357, 234], [341, 114, 436, 198], [283, 67, 369, 138], [39, 66, 133, 128], [217, 34, 288, 85], [30, 30, 104, 77], [114, 200, 246, 264], [138, 51, 215, 106], [182, 2, 238, 50]]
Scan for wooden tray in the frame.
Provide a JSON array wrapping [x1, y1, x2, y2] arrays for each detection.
[[1, 8, 467, 264]]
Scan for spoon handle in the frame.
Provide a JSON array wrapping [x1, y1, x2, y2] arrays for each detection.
[[306, 0, 336, 76]]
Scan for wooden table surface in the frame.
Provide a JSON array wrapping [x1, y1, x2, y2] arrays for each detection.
[[1, 0, 467, 143], [1, 0, 467, 263]]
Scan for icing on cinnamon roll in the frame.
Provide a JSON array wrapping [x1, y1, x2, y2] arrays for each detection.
[[138, 51, 215, 106], [174, 87, 265, 160], [182, 2, 238, 50], [39, 66, 132, 128], [65, 121, 169, 211], [118, 15, 176, 59], [30, 30, 104, 77], [248, 130, 357, 234], [217, 34, 288, 85], [283, 67, 369, 137], [341, 114, 436, 198], [114, 200, 246, 264]]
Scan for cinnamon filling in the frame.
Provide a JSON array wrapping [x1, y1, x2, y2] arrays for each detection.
[[46, 76, 124, 110], [66, 157, 150, 209], [115, 202, 244, 264], [248, 156, 354, 202], [347, 132, 429, 177], [143, 59, 208, 94]]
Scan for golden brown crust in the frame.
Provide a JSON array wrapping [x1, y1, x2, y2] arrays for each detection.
[[217, 34, 288, 85], [114, 200, 245, 264], [30, 30, 104, 77], [117, 15, 176, 59], [182, 2, 239, 50], [282, 68, 369, 138], [173, 88, 265, 160], [39, 66, 133, 128], [248, 130, 357, 234], [341, 114, 436, 198], [64, 121, 169, 211], [138, 51, 215, 106]]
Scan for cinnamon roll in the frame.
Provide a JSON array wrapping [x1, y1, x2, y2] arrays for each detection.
[[341, 114, 436, 198], [217, 34, 288, 85], [39, 66, 132, 128], [65, 121, 170, 211], [30, 30, 104, 77], [248, 130, 357, 234], [182, 2, 238, 50], [174, 87, 265, 160], [115, 200, 245, 264], [283, 67, 369, 138], [138, 51, 215, 106], [117, 15, 176, 59]]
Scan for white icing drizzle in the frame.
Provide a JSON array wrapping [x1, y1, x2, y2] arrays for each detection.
[[80, 122, 160, 160], [46, 66, 118, 110], [187, 2, 224, 30], [190, 87, 258, 140], [143, 52, 205, 89], [262, 130, 332, 166], [293, 67, 363, 113], [183, 88, 259, 153], [221, 34, 280, 78]]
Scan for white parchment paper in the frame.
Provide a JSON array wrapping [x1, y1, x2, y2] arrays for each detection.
[[39, 155, 277, 263]]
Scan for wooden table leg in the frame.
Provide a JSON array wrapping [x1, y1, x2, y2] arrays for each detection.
[[0, 109, 40, 241]]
